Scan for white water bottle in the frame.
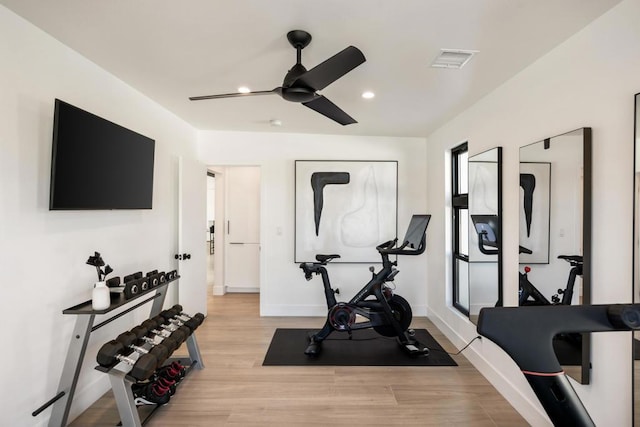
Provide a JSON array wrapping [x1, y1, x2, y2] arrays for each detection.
[[92, 281, 110, 310]]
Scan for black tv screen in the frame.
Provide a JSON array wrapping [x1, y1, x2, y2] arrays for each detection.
[[50, 99, 155, 210]]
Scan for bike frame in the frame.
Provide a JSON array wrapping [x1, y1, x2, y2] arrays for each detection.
[[301, 240, 407, 338], [478, 303, 640, 426]]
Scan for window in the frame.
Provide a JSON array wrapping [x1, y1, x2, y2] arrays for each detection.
[[451, 143, 469, 315]]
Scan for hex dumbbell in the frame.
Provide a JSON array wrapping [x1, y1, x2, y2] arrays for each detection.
[[159, 308, 204, 332], [140, 319, 189, 344], [129, 325, 179, 354], [149, 315, 193, 337], [115, 331, 172, 366], [165, 305, 205, 327], [96, 340, 158, 380]]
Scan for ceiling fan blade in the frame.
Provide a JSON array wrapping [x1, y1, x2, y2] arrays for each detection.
[[302, 95, 357, 125], [189, 88, 281, 101], [293, 46, 366, 91]]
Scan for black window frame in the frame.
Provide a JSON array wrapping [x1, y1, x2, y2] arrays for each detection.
[[451, 142, 469, 315]]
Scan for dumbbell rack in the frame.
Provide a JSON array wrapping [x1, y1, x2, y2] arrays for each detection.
[[42, 275, 205, 427]]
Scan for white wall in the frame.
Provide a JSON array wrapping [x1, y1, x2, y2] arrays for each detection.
[[0, 6, 200, 426], [198, 131, 428, 316], [425, 0, 639, 425]]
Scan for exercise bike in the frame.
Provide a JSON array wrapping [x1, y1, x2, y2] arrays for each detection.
[[519, 255, 583, 306], [470, 215, 583, 307], [299, 214, 431, 356]]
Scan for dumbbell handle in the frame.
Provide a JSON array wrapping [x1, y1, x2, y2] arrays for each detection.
[[140, 335, 164, 346], [150, 328, 172, 338], [150, 326, 186, 345], [129, 344, 151, 355], [157, 321, 180, 333], [115, 353, 137, 365], [167, 318, 186, 327]]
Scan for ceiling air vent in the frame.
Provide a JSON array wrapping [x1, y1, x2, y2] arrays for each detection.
[[431, 49, 478, 69]]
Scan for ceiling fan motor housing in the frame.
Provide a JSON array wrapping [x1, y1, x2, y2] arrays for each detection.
[[282, 63, 316, 102], [282, 86, 316, 103]]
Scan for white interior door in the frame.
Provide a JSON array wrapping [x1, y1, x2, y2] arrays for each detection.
[[178, 156, 208, 314], [224, 166, 260, 292]]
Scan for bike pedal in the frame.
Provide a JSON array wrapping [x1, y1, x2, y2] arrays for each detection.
[[403, 342, 430, 356], [304, 341, 321, 356]]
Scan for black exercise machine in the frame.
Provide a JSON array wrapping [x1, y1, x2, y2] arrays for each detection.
[[470, 215, 582, 307], [519, 256, 583, 306], [477, 303, 640, 426], [300, 214, 431, 356]]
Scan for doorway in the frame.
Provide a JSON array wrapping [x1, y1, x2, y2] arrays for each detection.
[[208, 165, 261, 296]]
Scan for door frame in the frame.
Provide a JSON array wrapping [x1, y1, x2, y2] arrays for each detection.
[[208, 165, 262, 297]]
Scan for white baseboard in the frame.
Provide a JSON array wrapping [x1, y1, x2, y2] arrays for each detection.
[[427, 307, 551, 426], [225, 285, 259, 293]]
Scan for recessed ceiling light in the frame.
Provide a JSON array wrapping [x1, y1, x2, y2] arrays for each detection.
[[362, 91, 375, 99], [238, 86, 251, 93], [269, 119, 282, 127], [431, 49, 478, 69]]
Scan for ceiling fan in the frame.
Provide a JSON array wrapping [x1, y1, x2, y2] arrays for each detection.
[[189, 30, 366, 125]]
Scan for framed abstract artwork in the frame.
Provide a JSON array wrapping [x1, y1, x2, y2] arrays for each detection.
[[295, 160, 398, 263]]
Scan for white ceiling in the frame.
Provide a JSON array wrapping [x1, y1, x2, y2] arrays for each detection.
[[2, 0, 622, 138]]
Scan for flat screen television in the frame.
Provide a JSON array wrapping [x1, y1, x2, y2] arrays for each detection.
[[49, 99, 155, 210]]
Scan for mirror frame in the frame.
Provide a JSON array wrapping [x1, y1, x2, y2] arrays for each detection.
[[633, 93, 639, 422], [519, 127, 592, 384], [467, 147, 503, 323]]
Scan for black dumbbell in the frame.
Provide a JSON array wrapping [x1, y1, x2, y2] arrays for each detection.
[[166, 305, 205, 325], [168, 305, 205, 326], [123, 271, 143, 282], [96, 340, 158, 380], [115, 331, 172, 365], [159, 308, 204, 332], [149, 315, 191, 335], [139, 319, 185, 344], [130, 325, 179, 354], [120, 272, 149, 300], [146, 270, 160, 288], [141, 318, 188, 344]]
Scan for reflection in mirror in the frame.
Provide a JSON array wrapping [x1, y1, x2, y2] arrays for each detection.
[[519, 128, 591, 384], [468, 147, 502, 324], [633, 93, 640, 424]]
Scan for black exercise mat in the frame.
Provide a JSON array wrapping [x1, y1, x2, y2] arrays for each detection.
[[263, 328, 457, 366]]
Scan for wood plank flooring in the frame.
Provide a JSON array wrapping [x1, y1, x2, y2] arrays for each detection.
[[70, 293, 527, 426]]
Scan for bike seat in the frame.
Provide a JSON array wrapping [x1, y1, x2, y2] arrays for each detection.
[[558, 255, 583, 264], [316, 254, 341, 264]]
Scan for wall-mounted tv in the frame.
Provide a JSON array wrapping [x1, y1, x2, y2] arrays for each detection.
[[49, 99, 155, 210]]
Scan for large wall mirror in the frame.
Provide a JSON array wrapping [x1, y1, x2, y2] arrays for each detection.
[[633, 93, 639, 424], [468, 147, 502, 324], [519, 128, 592, 384]]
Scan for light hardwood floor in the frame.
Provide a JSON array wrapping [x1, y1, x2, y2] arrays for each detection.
[[70, 293, 528, 426]]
